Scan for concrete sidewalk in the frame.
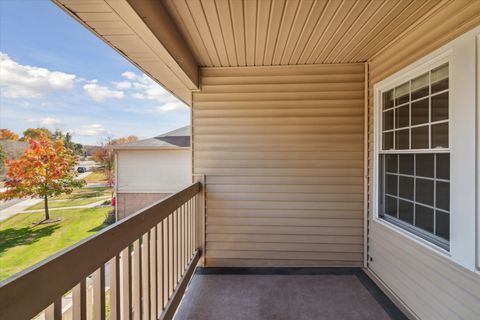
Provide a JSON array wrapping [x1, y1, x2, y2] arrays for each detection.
[[0, 198, 43, 222], [22, 198, 110, 213]]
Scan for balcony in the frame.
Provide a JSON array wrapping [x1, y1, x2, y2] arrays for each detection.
[[0, 181, 407, 320]]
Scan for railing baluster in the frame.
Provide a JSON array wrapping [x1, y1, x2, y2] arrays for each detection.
[[157, 222, 164, 314], [92, 266, 106, 320], [163, 218, 169, 308], [180, 204, 184, 275], [169, 214, 173, 298], [149, 227, 157, 320], [72, 279, 87, 320], [174, 210, 178, 285], [121, 247, 132, 320], [45, 298, 62, 320], [141, 233, 150, 320], [109, 255, 120, 320], [132, 240, 141, 320]]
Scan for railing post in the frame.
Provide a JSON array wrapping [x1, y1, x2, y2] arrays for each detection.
[[193, 174, 205, 266]]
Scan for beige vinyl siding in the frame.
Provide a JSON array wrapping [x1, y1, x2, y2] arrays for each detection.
[[367, 2, 480, 319], [193, 64, 365, 267]]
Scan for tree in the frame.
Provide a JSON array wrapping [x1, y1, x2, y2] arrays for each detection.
[[0, 138, 85, 221], [22, 128, 53, 141], [0, 129, 19, 141], [0, 144, 6, 174]]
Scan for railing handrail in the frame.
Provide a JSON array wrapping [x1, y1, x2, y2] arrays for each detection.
[[0, 181, 201, 320]]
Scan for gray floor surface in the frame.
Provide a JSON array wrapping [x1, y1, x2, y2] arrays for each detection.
[[174, 274, 393, 320]]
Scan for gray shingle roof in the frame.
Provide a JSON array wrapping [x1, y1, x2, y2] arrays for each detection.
[[111, 126, 190, 150]]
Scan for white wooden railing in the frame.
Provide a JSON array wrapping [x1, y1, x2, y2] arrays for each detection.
[[0, 181, 204, 320]]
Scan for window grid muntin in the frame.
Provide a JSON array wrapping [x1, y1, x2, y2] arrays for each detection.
[[379, 63, 450, 250], [381, 64, 449, 151]]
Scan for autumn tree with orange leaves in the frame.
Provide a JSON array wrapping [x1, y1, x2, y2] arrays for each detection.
[[0, 128, 20, 140], [0, 138, 85, 221]]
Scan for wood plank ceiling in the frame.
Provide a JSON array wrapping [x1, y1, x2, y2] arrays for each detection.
[[164, 0, 443, 67]]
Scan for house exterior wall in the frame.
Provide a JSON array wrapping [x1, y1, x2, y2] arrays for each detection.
[[367, 3, 480, 319], [116, 192, 170, 220], [193, 64, 365, 267], [116, 149, 191, 219]]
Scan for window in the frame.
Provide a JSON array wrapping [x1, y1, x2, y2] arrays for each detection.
[[379, 63, 450, 250]]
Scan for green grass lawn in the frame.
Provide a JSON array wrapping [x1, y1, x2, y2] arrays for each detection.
[[85, 171, 107, 183], [0, 207, 111, 281], [50, 187, 111, 200], [26, 196, 110, 211]]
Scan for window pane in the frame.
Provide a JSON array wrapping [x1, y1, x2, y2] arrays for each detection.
[[416, 154, 434, 178], [436, 181, 450, 211], [395, 105, 409, 128], [416, 178, 434, 206], [411, 125, 429, 149], [395, 82, 409, 105], [411, 73, 429, 100], [383, 89, 394, 109], [385, 196, 397, 217], [431, 63, 448, 94], [399, 200, 414, 224], [436, 154, 449, 180], [383, 132, 393, 150], [399, 154, 414, 175], [399, 176, 414, 200], [431, 92, 448, 122], [386, 174, 398, 196], [383, 110, 394, 131], [435, 211, 449, 240], [432, 123, 448, 148], [416, 204, 434, 233], [395, 129, 409, 149], [411, 98, 429, 125], [385, 154, 397, 173]]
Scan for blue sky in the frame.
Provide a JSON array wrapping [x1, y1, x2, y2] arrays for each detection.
[[0, 0, 190, 145]]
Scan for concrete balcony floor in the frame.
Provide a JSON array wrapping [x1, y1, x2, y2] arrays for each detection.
[[175, 268, 407, 320]]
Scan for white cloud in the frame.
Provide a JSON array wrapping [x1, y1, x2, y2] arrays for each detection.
[[157, 102, 187, 112], [83, 83, 124, 102], [74, 123, 108, 136], [39, 117, 62, 126], [121, 71, 178, 104], [113, 81, 132, 90], [0, 52, 76, 98]]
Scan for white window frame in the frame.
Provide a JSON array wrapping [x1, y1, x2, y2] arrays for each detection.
[[373, 26, 479, 271]]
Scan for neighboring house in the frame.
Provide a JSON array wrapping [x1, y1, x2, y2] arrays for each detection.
[[112, 126, 191, 220]]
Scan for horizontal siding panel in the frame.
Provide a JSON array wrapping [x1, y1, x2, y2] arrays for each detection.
[[201, 73, 365, 85], [205, 259, 363, 268], [207, 217, 363, 228], [206, 192, 363, 203], [194, 125, 364, 135], [196, 168, 363, 177], [207, 250, 363, 262], [207, 200, 362, 211], [200, 64, 365, 76], [197, 159, 363, 169], [206, 176, 363, 185], [207, 242, 363, 253], [206, 184, 363, 194], [206, 234, 363, 244], [193, 91, 364, 102], [200, 82, 364, 93], [206, 225, 363, 237], [194, 63, 364, 266], [207, 209, 362, 220]]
